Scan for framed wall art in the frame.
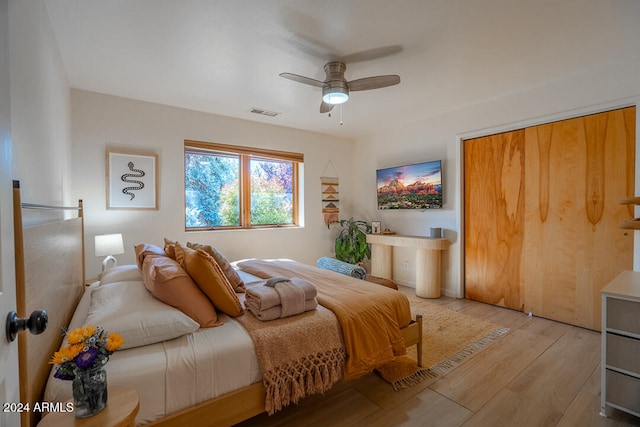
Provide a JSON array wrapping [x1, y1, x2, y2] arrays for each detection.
[[106, 149, 158, 210]]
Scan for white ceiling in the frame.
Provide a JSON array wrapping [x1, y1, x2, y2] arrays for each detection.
[[43, 0, 640, 139]]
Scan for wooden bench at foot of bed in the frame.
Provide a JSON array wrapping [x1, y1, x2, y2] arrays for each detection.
[[145, 315, 423, 427]]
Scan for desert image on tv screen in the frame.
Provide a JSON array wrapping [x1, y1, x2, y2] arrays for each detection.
[[376, 160, 442, 209]]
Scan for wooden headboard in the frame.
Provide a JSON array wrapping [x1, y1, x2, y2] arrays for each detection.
[[12, 181, 85, 427]]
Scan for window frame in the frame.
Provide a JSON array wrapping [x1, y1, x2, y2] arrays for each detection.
[[184, 140, 302, 231]]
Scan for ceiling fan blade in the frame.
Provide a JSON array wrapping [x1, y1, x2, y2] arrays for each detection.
[[320, 101, 334, 114], [348, 75, 401, 91], [279, 72, 325, 88]]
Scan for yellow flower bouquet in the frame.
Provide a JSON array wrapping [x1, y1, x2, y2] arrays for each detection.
[[50, 325, 124, 381]]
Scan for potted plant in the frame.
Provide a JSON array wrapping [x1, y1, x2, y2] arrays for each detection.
[[328, 218, 372, 264]]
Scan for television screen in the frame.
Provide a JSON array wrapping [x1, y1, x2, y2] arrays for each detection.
[[376, 160, 442, 209]]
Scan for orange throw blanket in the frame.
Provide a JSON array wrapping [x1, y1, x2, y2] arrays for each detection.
[[236, 259, 412, 380]]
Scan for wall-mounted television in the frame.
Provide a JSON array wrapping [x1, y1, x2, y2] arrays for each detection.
[[376, 160, 442, 209]]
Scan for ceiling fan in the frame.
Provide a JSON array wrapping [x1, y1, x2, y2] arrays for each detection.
[[280, 61, 401, 113]]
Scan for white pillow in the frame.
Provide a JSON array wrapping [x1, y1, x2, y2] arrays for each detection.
[[98, 264, 143, 285], [84, 281, 199, 350]]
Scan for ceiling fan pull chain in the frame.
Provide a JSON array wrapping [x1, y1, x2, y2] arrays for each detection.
[[340, 105, 343, 126]]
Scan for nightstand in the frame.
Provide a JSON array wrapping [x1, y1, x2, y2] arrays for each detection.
[[38, 386, 139, 427]]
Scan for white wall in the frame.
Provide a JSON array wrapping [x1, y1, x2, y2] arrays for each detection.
[[9, 0, 72, 215], [354, 54, 640, 297], [70, 90, 355, 278], [13, 1, 640, 290]]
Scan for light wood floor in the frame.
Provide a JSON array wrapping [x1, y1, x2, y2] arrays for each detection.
[[235, 286, 640, 427]]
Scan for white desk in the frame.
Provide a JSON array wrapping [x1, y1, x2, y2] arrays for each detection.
[[366, 234, 449, 298]]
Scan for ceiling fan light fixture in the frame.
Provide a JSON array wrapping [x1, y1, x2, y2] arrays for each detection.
[[280, 60, 400, 113], [322, 85, 349, 105]]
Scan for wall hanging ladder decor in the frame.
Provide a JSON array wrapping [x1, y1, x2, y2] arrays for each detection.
[[321, 161, 339, 225]]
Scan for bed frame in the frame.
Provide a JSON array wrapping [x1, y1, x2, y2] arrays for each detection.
[[13, 181, 84, 427], [15, 179, 423, 427], [144, 317, 423, 427]]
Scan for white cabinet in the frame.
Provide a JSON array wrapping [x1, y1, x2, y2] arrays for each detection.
[[601, 271, 640, 418]]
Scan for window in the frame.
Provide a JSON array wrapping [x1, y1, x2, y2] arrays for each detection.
[[184, 140, 302, 230]]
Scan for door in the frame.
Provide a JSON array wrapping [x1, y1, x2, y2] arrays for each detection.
[[0, 1, 20, 427], [464, 129, 526, 310], [523, 108, 635, 330], [464, 107, 635, 330]]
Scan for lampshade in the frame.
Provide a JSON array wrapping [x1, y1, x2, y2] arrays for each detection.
[[94, 233, 124, 256], [95, 233, 124, 272], [322, 84, 349, 105]]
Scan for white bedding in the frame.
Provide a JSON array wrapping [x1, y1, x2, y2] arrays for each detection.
[[44, 279, 262, 425]]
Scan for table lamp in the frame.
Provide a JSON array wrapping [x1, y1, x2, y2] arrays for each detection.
[[95, 233, 125, 271]]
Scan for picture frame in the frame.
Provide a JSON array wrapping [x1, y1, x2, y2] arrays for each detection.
[[106, 149, 158, 210], [371, 221, 382, 234]]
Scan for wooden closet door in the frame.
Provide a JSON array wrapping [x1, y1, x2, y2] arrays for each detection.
[[523, 107, 635, 330], [464, 107, 635, 331], [464, 129, 526, 310]]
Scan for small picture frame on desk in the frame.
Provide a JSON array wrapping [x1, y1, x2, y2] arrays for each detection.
[[371, 221, 382, 234]]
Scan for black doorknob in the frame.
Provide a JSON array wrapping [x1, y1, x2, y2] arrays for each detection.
[[5, 310, 48, 343]]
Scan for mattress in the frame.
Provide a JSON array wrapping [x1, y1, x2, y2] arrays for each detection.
[[43, 280, 262, 425]]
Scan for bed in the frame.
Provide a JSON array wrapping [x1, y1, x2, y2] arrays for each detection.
[[15, 184, 424, 427]]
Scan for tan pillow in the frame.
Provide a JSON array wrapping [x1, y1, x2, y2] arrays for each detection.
[[175, 243, 244, 317], [163, 237, 177, 260], [187, 242, 245, 293], [142, 255, 221, 328], [134, 243, 166, 269]]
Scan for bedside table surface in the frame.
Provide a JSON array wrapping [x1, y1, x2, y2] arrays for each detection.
[[38, 386, 139, 427]]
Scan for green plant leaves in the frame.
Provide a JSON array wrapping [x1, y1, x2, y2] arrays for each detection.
[[332, 218, 371, 264]]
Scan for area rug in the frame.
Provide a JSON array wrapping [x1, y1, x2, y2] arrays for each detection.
[[375, 355, 435, 391], [405, 297, 509, 376], [375, 295, 509, 388]]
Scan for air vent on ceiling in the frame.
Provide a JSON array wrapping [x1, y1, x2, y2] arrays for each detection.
[[249, 107, 281, 117]]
